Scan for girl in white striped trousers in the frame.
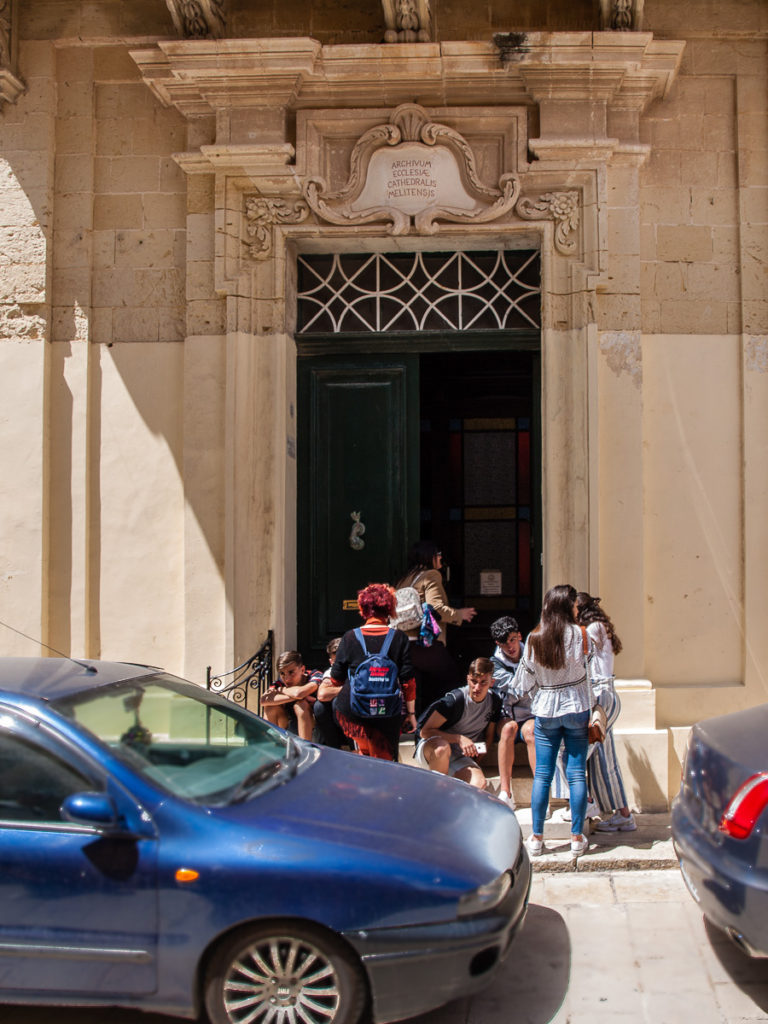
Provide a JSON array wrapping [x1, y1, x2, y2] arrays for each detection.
[[576, 592, 636, 833]]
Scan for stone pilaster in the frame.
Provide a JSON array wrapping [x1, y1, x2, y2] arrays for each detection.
[[0, 0, 25, 108]]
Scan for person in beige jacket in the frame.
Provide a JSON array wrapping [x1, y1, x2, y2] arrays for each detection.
[[396, 540, 476, 713]]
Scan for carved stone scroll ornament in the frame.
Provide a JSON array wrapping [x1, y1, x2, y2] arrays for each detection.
[[303, 104, 520, 237], [381, 0, 432, 42], [598, 0, 644, 30], [244, 196, 309, 260], [165, 0, 225, 39], [516, 191, 580, 255]]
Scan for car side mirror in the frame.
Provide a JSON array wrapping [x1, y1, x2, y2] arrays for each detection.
[[61, 791, 120, 829]]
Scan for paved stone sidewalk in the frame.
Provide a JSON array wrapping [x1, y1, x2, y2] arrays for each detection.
[[407, 870, 768, 1024]]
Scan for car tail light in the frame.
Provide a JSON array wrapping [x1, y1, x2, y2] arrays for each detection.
[[719, 773, 768, 839]]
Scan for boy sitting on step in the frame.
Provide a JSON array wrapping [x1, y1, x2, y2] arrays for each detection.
[[414, 658, 511, 794]]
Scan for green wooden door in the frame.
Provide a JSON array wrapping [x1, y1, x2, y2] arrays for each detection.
[[297, 355, 419, 664]]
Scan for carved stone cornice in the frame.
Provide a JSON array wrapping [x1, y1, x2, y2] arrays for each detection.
[[165, 0, 226, 39], [302, 104, 520, 237], [381, 0, 432, 43], [130, 35, 684, 125], [131, 38, 321, 118], [516, 191, 580, 255], [0, 0, 25, 109]]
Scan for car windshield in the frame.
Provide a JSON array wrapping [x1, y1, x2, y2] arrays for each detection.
[[52, 673, 294, 805]]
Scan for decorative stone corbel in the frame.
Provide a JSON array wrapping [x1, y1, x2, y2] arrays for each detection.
[[381, 0, 432, 43], [599, 0, 644, 31], [165, 0, 226, 39], [516, 191, 580, 255], [244, 195, 309, 261], [0, 0, 25, 108], [304, 103, 520, 237]]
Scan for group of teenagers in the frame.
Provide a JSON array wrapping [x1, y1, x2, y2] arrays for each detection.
[[261, 539, 636, 860]]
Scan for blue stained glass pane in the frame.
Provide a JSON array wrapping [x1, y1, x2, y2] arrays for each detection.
[[449, 419, 462, 432], [449, 508, 462, 522], [519, 507, 531, 521], [518, 417, 530, 429]]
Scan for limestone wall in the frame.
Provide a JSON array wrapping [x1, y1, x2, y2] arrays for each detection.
[[0, 16, 225, 678], [0, 0, 765, 761]]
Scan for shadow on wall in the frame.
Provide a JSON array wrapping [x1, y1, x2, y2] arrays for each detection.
[[1, 31, 231, 671], [627, 745, 668, 812]]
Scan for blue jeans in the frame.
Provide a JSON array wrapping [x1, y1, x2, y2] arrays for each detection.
[[531, 711, 589, 836]]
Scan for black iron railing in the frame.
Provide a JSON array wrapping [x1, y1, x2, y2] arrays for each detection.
[[206, 631, 274, 713]]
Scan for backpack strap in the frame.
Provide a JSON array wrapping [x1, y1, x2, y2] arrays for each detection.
[[354, 627, 368, 656], [378, 628, 395, 658]]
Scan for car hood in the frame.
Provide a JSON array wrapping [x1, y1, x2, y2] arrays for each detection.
[[215, 745, 521, 884]]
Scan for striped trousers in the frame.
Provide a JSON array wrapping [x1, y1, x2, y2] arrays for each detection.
[[551, 681, 628, 813]]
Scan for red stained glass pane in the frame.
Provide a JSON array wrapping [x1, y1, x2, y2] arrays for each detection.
[[518, 431, 530, 504], [519, 520, 531, 593]]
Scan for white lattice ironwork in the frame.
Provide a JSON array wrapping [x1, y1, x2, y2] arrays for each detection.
[[297, 250, 540, 334]]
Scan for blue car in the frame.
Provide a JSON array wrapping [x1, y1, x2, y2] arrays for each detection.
[[672, 703, 768, 958], [0, 658, 530, 1023]]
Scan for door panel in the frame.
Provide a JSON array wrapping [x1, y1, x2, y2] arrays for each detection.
[[0, 719, 158, 995], [298, 356, 419, 662]]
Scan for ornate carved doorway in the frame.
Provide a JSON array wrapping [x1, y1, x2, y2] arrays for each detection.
[[296, 249, 541, 667]]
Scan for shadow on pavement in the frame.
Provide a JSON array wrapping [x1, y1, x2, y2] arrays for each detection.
[[704, 917, 768, 1012], [399, 903, 571, 1024], [0, 1010, 174, 1023]]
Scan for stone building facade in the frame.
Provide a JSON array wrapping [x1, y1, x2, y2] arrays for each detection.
[[1, 0, 766, 807]]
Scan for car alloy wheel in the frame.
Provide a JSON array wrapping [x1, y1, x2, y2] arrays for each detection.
[[204, 921, 366, 1024]]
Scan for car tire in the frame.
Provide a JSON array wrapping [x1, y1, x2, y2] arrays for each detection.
[[203, 920, 367, 1024]]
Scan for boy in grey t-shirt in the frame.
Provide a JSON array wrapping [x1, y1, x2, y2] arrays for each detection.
[[415, 658, 506, 790]]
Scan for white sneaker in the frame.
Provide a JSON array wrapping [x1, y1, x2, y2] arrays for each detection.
[[497, 791, 517, 810], [525, 834, 544, 857], [594, 812, 637, 832], [570, 834, 589, 858]]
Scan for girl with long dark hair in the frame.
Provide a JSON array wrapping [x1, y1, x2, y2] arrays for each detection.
[[515, 584, 595, 859], [576, 592, 635, 832]]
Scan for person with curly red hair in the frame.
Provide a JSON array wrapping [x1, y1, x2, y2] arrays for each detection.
[[331, 583, 417, 760]]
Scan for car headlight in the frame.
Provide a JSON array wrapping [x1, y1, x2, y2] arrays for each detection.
[[457, 872, 511, 917]]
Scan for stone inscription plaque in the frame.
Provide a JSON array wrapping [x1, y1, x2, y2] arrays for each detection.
[[350, 143, 477, 217]]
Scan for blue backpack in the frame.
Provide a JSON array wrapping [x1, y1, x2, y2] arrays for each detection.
[[349, 628, 402, 718]]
